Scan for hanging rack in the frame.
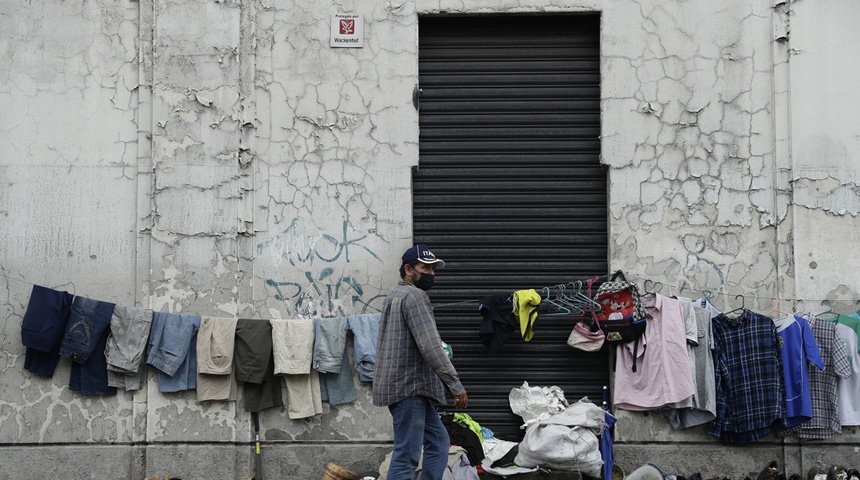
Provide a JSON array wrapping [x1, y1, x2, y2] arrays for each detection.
[[553, 281, 590, 314], [538, 285, 573, 316], [551, 283, 585, 316]]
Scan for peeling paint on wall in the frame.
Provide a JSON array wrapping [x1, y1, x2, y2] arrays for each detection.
[[4, 0, 860, 475]]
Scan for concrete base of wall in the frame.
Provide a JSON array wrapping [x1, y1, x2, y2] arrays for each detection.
[[614, 443, 860, 479], [3, 442, 858, 479], [0, 443, 391, 480]]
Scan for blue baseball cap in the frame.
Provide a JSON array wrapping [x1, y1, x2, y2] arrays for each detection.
[[401, 244, 446, 269]]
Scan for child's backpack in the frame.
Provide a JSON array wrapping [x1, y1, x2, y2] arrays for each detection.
[[590, 271, 648, 371]]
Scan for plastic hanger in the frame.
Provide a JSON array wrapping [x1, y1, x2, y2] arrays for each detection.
[[642, 279, 663, 297], [723, 294, 746, 318], [555, 284, 585, 315], [567, 280, 603, 313], [539, 285, 573, 316], [815, 299, 838, 319], [765, 297, 792, 318], [697, 290, 714, 308]]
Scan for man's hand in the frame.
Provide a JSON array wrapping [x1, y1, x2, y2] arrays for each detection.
[[453, 389, 468, 410]]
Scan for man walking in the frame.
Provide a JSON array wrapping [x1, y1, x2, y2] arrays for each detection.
[[373, 244, 468, 480]]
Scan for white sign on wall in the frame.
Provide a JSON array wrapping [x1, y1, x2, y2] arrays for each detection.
[[331, 14, 364, 48]]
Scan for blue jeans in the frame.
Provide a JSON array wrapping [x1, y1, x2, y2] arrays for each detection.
[[319, 348, 356, 405], [388, 396, 449, 480], [347, 313, 379, 383], [147, 312, 200, 377], [60, 296, 115, 363]]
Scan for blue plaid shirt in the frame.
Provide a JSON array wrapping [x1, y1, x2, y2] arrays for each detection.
[[709, 310, 784, 442], [372, 281, 464, 407]]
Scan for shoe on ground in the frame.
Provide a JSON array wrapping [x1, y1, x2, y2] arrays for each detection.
[[626, 464, 665, 480], [828, 466, 848, 480], [810, 467, 828, 480], [757, 461, 780, 480], [846, 470, 860, 480]]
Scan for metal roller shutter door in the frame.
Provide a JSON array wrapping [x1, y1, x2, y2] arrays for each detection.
[[416, 14, 608, 440]]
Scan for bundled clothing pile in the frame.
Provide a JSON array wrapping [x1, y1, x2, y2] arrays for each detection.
[[487, 382, 611, 478], [20, 284, 381, 415]]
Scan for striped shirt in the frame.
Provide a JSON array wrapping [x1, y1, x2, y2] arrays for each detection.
[[372, 280, 464, 407]]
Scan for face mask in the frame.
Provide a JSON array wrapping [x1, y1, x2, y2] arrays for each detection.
[[413, 272, 435, 291]]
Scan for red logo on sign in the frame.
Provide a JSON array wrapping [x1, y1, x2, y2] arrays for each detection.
[[339, 19, 355, 35]]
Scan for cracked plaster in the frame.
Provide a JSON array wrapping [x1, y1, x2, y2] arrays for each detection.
[[3, 0, 860, 475]]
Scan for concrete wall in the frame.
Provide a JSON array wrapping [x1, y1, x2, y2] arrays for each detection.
[[2, 0, 859, 478]]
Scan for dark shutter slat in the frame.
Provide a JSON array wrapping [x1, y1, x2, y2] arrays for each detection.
[[417, 14, 606, 441]]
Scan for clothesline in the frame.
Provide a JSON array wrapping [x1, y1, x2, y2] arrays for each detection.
[[431, 271, 860, 312], [4, 270, 859, 317]]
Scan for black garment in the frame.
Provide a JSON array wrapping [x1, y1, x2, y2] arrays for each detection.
[[234, 319, 284, 412], [21, 285, 74, 377], [441, 414, 485, 466], [478, 293, 516, 354]]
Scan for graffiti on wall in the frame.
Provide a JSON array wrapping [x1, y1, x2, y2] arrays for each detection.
[[257, 219, 385, 317]]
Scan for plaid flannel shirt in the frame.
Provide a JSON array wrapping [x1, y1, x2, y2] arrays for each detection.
[[780, 315, 851, 438], [709, 310, 784, 442], [372, 280, 463, 407]]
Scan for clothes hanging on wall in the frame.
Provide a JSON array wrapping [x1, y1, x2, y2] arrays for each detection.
[[780, 314, 851, 439], [313, 317, 358, 405], [347, 313, 380, 383], [658, 297, 717, 430], [835, 314, 860, 425], [478, 294, 516, 354], [613, 294, 695, 411], [21, 285, 74, 378], [196, 316, 239, 402], [709, 310, 784, 442], [773, 314, 823, 428], [17, 283, 379, 416], [269, 318, 323, 419], [235, 318, 283, 413], [64, 296, 117, 396], [513, 289, 541, 342], [61, 296, 115, 365], [105, 305, 153, 392], [151, 312, 200, 393]]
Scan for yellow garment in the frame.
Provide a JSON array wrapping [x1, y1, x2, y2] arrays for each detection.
[[514, 289, 541, 341]]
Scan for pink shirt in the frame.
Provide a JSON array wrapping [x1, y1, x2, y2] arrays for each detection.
[[614, 294, 696, 411]]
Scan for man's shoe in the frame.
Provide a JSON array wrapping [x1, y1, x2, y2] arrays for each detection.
[[757, 462, 780, 480], [846, 470, 860, 480], [828, 466, 848, 480], [809, 467, 828, 480]]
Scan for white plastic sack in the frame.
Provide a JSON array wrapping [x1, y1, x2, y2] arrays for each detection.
[[508, 381, 569, 427], [513, 399, 606, 477]]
